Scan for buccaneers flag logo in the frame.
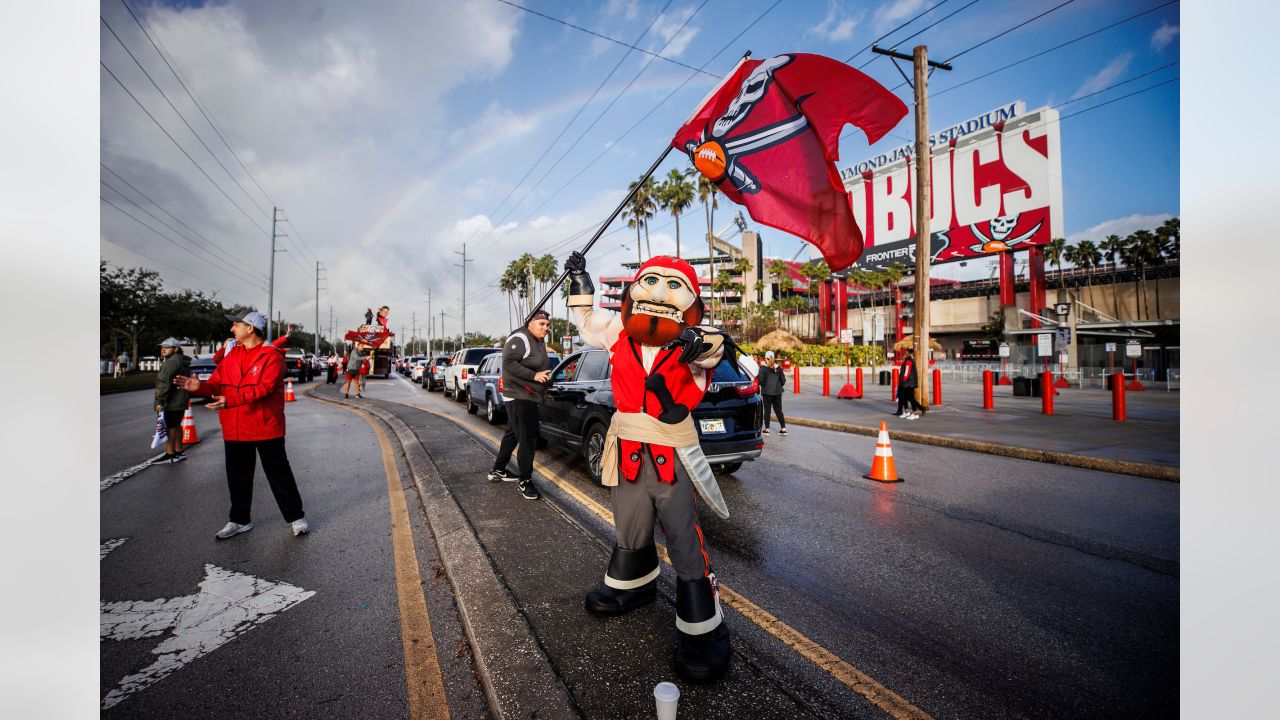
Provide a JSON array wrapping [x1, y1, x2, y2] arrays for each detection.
[[672, 53, 907, 272]]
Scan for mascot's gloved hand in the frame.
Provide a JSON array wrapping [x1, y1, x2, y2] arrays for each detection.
[[565, 251, 595, 298], [663, 326, 710, 365]]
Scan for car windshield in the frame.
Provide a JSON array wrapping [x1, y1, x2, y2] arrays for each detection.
[[434, 357, 450, 366], [463, 349, 498, 364]]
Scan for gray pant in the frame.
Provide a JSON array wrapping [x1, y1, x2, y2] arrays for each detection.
[[611, 453, 711, 582]]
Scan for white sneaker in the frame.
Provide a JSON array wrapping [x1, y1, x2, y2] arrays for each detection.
[[215, 521, 253, 540], [904, 413, 918, 420], [291, 518, 311, 536]]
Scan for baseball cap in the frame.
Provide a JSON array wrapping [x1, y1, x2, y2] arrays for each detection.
[[529, 310, 550, 322], [225, 310, 267, 332], [764, 351, 775, 359], [160, 337, 182, 348]]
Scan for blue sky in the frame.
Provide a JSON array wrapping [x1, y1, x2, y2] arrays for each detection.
[[99, 0, 1180, 338]]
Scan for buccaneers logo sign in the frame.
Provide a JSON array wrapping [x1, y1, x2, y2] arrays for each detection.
[[672, 53, 908, 272]]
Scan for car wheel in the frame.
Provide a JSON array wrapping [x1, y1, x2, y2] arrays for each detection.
[[455, 382, 467, 404], [584, 423, 607, 485], [466, 392, 478, 414], [486, 397, 502, 425], [715, 462, 743, 475]]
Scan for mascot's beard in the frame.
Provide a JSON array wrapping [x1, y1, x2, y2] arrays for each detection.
[[621, 294, 702, 347]]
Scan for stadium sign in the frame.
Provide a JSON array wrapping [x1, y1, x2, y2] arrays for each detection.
[[842, 104, 1064, 271], [840, 101, 1026, 181]]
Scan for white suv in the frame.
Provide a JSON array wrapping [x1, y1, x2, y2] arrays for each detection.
[[443, 347, 501, 404]]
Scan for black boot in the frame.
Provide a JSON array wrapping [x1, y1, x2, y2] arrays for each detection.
[[585, 545, 659, 617], [673, 575, 731, 683]]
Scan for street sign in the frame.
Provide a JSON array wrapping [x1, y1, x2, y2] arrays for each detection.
[[1054, 302, 1070, 316], [1105, 342, 1117, 353], [561, 335, 573, 350], [887, 350, 895, 359], [998, 343, 1010, 358], [839, 328, 854, 344], [1125, 340, 1142, 358], [101, 563, 315, 709], [1058, 351, 1069, 365], [1054, 327, 1071, 349], [1036, 333, 1053, 357]]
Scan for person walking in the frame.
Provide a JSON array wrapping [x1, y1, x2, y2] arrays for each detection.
[[174, 310, 309, 540], [759, 351, 787, 435], [154, 337, 192, 463], [896, 348, 925, 420], [342, 342, 369, 398], [487, 310, 553, 500]]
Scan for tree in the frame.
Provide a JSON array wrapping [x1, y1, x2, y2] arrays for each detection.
[[766, 258, 793, 329], [1099, 234, 1127, 318], [692, 169, 720, 307], [101, 262, 163, 368], [533, 254, 557, 323], [800, 260, 831, 341], [658, 169, 695, 258], [1044, 237, 1067, 291], [1152, 217, 1179, 319], [1121, 231, 1153, 319], [1075, 240, 1102, 309], [625, 176, 658, 259]]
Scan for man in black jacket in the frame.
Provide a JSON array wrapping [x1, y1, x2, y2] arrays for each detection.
[[896, 348, 925, 419], [488, 310, 552, 499]]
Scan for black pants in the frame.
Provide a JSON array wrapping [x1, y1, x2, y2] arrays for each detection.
[[897, 385, 924, 414], [493, 398, 540, 480], [224, 437, 305, 524], [762, 393, 785, 429]]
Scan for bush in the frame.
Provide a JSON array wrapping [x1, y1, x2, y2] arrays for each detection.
[[738, 342, 884, 367]]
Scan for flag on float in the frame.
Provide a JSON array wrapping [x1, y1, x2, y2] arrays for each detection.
[[671, 53, 908, 271], [344, 327, 391, 347], [150, 411, 168, 449]]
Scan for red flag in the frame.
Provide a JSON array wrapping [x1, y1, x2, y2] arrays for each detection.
[[345, 327, 391, 347], [672, 53, 907, 271]]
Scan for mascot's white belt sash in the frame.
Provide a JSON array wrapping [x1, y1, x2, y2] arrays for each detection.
[[602, 412, 730, 519]]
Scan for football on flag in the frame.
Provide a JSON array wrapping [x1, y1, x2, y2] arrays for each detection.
[[672, 53, 908, 271]]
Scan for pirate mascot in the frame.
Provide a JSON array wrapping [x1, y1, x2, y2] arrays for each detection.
[[565, 250, 734, 683]]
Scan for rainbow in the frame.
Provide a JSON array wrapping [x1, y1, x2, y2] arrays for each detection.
[[344, 72, 703, 265]]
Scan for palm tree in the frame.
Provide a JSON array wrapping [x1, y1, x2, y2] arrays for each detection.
[[800, 259, 831, 341], [533, 254, 557, 322], [1120, 231, 1149, 319], [1044, 237, 1067, 292], [658, 169, 695, 258], [692, 169, 719, 288], [498, 265, 518, 329], [1075, 239, 1102, 309], [1153, 217, 1179, 319], [1099, 234, 1126, 319], [766, 258, 793, 329], [625, 177, 656, 262]]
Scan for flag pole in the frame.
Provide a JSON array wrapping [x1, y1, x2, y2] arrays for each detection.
[[523, 144, 674, 326]]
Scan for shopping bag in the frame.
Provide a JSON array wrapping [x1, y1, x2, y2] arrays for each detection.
[[150, 411, 168, 449]]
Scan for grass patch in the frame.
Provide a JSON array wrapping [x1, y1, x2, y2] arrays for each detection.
[[101, 372, 158, 394]]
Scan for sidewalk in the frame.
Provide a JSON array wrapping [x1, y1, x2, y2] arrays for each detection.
[[778, 371, 1179, 476], [309, 383, 852, 720]]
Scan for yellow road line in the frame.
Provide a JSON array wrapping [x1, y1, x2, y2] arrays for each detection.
[[414, 401, 932, 720], [366, 412, 451, 720]]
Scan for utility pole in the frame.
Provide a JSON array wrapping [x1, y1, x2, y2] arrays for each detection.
[[268, 207, 278, 342], [411, 312, 417, 355], [425, 289, 432, 356], [872, 44, 951, 409], [328, 305, 333, 349], [440, 310, 446, 352], [314, 261, 324, 356], [455, 245, 473, 346]]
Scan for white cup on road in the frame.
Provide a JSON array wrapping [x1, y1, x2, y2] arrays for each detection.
[[653, 681, 680, 720]]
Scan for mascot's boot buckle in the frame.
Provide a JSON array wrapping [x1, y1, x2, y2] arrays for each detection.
[[585, 545, 660, 617], [674, 575, 731, 683]]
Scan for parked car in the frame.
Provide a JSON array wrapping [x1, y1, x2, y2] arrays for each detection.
[[282, 348, 314, 381], [410, 358, 432, 382], [400, 355, 423, 375], [442, 347, 501, 403], [139, 356, 160, 372], [537, 348, 762, 482], [422, 354, 452, 391], [465, 351, 560, 425], [187, 355, 218, 402]]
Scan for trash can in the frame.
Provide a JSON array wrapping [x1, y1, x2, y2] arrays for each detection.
[[1012, 377, 1031, 397], [1030, 375, 1043, 397], [878, 370, 891, 386]]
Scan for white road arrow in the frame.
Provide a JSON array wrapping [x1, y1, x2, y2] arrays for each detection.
[[101, 563, 315, 710]]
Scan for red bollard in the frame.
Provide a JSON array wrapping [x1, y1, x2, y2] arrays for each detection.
[[1041, 371, 1054, 415], [1112, 372, 1126, 422], [932, 368, 942, 405], [822, 366, 830, 396], [793, 366, 800, 394], [982, 370, 994, 409], [856, 367, 863, 396], [891, 367, 899, 399]]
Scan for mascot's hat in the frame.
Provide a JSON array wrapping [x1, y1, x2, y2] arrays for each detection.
[[635, 255, 700, 295]]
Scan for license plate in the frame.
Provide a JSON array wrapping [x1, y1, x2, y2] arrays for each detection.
[[699, 418, 726, 434]]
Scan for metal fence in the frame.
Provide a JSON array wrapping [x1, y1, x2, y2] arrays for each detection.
[[930, 361, 1176, 391]]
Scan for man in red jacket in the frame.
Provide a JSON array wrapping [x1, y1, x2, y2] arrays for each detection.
[[175, 310, 309, 540]]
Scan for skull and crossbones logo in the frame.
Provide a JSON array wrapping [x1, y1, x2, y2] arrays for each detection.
[[969, 213, 1043, 253]]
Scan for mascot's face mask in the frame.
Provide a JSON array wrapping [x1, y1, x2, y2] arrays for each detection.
[[622, 264, 702, 347]]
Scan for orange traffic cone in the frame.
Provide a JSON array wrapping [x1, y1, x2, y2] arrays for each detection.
[[180, 401, 199, 444], [285, 379, 297, 402], [863, 421, 902, 483]]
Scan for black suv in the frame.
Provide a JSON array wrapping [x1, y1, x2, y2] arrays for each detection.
[[537, 347, 762, 482], [282, 348, 314, 381]]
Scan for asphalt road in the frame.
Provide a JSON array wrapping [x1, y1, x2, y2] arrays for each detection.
[[375, 371, 1179, 719], [99, 386, 489, 718]]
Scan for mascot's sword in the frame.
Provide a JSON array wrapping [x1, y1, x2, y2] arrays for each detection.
[[522, 145, 673, 327]]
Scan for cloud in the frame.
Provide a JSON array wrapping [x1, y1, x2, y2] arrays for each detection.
[[530, 216, 554, 229], [1150, 23, 1179, 51], [873, 0, 926, 32], [448, 102, 538, 146], [650, 8, 700, 58], [1071, 53, 1133, 100], [1066, 213, 1174, 245], [808, 2, 861, 43]]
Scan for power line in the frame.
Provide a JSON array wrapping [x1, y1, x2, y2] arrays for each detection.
[[944, 0, 1078, 63], [493, 0, 714, 77], [846, 0, 960, 63], [100, 60, 270, 236], [102, 237, 249, 301], [1058, 75, 1177, 120], [857, 0, 982, 69], [932, 0, 1179, 98]]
